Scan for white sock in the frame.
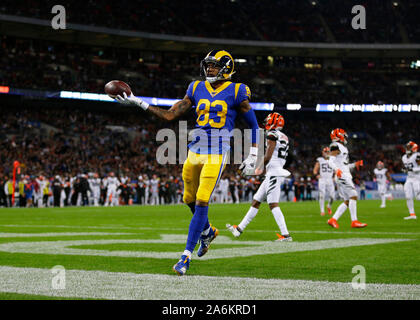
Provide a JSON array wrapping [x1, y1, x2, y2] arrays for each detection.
[[319, 195, 325, 213], [381, 195, 386, 206], [349, 199, 358, 221], [271, 206, 289, 235], [333, 203, 347, 221], [328, 197, 334, 208], [182, 250, 192, 259], [238, 206, 259, 231], [407, 199, 415, 214]]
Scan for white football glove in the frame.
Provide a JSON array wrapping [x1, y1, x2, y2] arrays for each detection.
[[239, 147, 258, 177], [116, 92, 149, 111]]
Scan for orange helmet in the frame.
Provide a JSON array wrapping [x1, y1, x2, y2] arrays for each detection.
[[330, 128, 348, 145], [377, 161, 384, 169], [264, 112, 284, 130], [406, 141, 418, 154], [322, 147, 330, 157]]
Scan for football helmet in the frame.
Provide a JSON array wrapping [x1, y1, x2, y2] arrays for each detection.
[[377, 161, 384, 169], [263, 112, 284, 130], [200, 50, 235, 83], [322, 147, 330, 158], [330, 128, 348, 145], [406, 141, 418, 155]]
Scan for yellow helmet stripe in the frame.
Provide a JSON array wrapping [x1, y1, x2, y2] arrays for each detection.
[[214, 50, 233, 61]]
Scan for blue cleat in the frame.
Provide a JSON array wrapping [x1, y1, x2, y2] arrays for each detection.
[[173, 255, 190, 276], [197, 226, 219, 257]]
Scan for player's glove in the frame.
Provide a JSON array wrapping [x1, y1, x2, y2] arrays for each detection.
[[336, 169, 343, 178], [239, 147, 258, 177], [355, 160, 364, 170], [116, 92, 149, 110]]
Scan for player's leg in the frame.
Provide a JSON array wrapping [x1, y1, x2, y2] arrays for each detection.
[[326, 183, 334, 215], [379, 183, 386, 208], [318, 180, 326, 216], [227, 178, 267, 237], [182, 152, 211, 234], [404, 181, 417, 219], [267, 177, 292, 241], [194, 154, 228, 256], [341, 180, 368, 228], [328, 180, 349, 228], [173, 152, 226, 275]]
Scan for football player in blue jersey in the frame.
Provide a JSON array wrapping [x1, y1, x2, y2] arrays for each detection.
[[116, 50, 260, 275]]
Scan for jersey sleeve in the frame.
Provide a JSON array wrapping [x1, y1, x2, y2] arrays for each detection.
[[266, 130, 279, 141], [329, 142, 339, 151], [186, 81, 199, 105], [235, 83, 252, 105]]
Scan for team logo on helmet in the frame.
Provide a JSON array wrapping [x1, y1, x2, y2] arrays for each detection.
[[330, 128, 348, 145], [406, 141, 418, 154], [263, 112, 284, 130], [200, 50, 235, 84]]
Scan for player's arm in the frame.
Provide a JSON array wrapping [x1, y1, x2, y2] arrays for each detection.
[[414, 154, 420, 172], [238, 99, 260, 176], [313, 161, 320, 177], [263, 137, 276, 168], [328, 145, 341, 176], [116, 93, 192, 122], [238, 99, 259, 149], [349, 160, 363, 171], [147, 96, 192, 122]]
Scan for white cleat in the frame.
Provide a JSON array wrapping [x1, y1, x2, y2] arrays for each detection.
[[404, 215, 417, 220], [380, 205, 386, 208], [226, 224, 242, 237]]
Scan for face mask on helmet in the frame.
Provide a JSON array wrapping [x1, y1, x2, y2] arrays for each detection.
[[200, 50, 235, 84], [377, 161, 384, 169]]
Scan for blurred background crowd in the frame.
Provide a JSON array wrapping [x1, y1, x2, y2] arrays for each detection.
[[0, 0, 418, 207]]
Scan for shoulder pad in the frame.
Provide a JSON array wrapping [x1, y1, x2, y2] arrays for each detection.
[[267, 130, 279, 140], [329, 142, 339, 151]]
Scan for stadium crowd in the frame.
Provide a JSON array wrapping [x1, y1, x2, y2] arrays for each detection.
[[0, 100, 417, 208], [1, 36, 419, 106], [1, 0, 418, 43]]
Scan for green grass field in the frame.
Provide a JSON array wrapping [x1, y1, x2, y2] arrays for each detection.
[[0, 199, 419, 300]]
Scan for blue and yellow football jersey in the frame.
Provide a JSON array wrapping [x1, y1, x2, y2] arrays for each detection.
[[186, 80, 251, 155]]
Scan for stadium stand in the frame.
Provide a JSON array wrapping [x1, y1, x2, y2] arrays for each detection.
[[0, 1, 419, 207], [1, 0, 418, 43]]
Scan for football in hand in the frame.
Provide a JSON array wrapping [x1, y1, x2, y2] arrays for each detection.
[[105, 80, 132, 99]]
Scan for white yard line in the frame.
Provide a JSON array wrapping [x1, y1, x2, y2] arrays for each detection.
[[0, 266, 418, 300], [0, 234, 412, 260], [1, 224, 419, 236], [0, 233, 136, 238]]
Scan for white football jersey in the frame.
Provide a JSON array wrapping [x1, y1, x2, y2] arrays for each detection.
[[265, 129, 290, 177], [328, 141, 351, 178], [150, 179, 159, 193], [220, 178, 229, 191], [374, 168, 388, 184], [317, 157, 334, 180], [402, 152, 420, 179], [89, 178, 101, 189], [105, 177, 120, 189]]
